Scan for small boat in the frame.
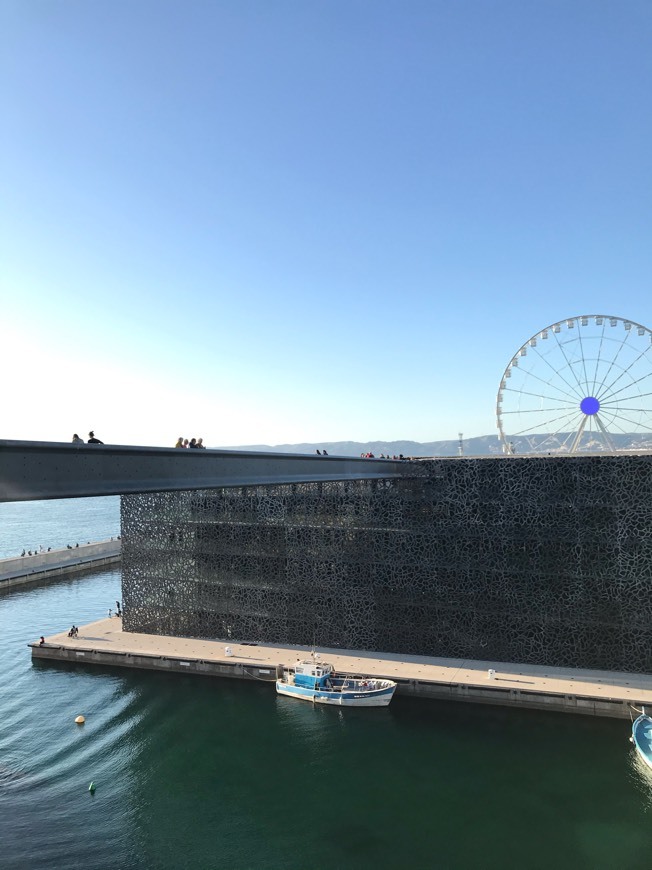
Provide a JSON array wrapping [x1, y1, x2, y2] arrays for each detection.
[[276, 654, 396, 707], [631, 707, 652, 770]]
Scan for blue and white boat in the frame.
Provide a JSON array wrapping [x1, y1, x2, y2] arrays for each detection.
[[632, 707, 652, 770], [276, 654, 396, 707]]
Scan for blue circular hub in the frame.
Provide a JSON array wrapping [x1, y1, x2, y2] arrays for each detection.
[[580, 396, 600, 415]]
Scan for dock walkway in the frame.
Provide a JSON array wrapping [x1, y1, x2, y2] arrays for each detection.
[[30, 618, 652, 719], [1, 540, 121, 591]]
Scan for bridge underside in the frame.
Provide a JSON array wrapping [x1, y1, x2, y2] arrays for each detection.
[[0, 440, 410, 502]]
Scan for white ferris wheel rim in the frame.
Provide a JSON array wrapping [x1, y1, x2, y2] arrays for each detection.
[[496, 314, 652, 454]]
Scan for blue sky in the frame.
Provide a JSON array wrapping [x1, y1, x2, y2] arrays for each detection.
[[1, 1, 650, 448]]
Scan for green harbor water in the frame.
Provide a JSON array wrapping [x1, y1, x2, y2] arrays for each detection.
[[2, 500, 652, 868]]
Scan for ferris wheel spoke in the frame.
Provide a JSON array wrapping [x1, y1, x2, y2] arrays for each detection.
[[500, 406, 580, 415], [597, 414, 652, 443], [598, 409, 652, 433], [597, 369, 652, 404], [551, 328, 588, 396], [508, 408, 582, 437], [538, 415, 586, 452], [589, 320, 608, 395], [530, 345, 585, 400], [592, 348, 650, 404], [595, 411, 637, 437], [500, 385, 577, 406], [576, 322, 591, 393], [608, 417, 652, 432], [592, 328, 634, 399], [507, 361, 584, 403], [599, 387, 652, 406], [520, 430, 566, 452], [599, 405, 652, 413], [600, 415, 652, 440], [537, 432, 572, 451]]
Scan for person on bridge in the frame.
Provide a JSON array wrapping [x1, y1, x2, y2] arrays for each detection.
[[87, 431, 103, 444], [72, 434, 84, 443], [175, 437, 184, 448]]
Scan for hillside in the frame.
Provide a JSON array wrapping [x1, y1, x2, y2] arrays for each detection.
[[221, 433, 652, 457], [221, 435, 502, 457]]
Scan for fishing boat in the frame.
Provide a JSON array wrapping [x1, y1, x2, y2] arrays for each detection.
[[276, 654, 396, 707], [631, 707, 652, 770]]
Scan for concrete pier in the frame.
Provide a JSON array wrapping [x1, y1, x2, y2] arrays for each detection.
[[30, 618, 652, 719], [1, 540, 121, 592]]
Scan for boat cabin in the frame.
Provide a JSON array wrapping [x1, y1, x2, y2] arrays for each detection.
[[293, 659, 334, 689]]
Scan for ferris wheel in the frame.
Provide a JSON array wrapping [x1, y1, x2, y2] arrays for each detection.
[[496, 315, 652, 454]]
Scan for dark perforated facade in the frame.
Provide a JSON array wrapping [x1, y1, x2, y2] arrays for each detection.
[[120, 455, 652, 672]]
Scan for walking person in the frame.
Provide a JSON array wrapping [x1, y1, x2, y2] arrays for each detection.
[[88, 431, 104, 444]]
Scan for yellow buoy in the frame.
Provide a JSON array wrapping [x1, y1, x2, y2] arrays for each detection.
[[75, 715, 85, 725]]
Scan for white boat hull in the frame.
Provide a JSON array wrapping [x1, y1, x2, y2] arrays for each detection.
[[276, 681, 396, 707], [632, 713, 652, 770]]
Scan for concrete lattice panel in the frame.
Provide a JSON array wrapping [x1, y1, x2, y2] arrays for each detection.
[[120, 456, 652, 672]]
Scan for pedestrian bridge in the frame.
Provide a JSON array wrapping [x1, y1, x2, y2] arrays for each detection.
[[0, 440, 411, 503]]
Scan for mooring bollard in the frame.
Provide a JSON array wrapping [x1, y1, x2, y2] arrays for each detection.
[[487, 668, 496, 680]]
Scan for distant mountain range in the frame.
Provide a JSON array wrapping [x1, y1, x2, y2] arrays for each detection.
[[222, 433, 652, 457]]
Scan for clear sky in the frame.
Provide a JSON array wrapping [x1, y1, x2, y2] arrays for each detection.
[[1, 0, 650, 448]]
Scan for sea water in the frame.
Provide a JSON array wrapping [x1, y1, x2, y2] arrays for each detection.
[[0, 496, 120, 558], [1, 499, 652, 869]]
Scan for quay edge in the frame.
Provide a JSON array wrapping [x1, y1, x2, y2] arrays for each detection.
[[0, 540, 121, 592], [29, 619, 652, 720]]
